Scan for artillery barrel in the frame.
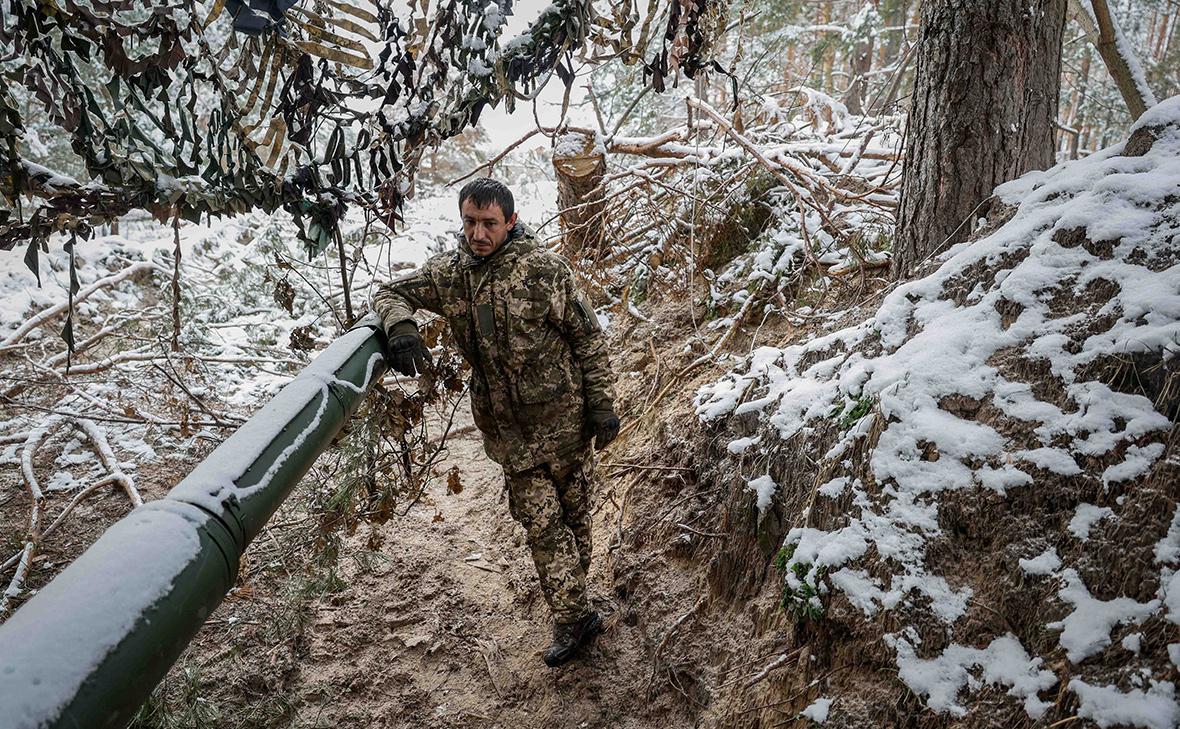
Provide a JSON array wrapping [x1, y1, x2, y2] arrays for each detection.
[[0, 317, 388, 729]]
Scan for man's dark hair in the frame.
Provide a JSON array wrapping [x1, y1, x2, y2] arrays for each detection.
[[458, 178, 514, 221]]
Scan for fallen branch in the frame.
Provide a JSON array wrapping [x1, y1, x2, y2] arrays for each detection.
[[0, 261, 156, 351], [608, 130, 689, 158], [744, 649, 799, 689], [715, 646, 802, 690], [0, 475, 119, 575], [70, 418, 143, 508], [43, 312, 144, 368], [27, 349, 305, 383], [0, 418, 61, 615], [0, 414, 145, 581], [675, 522, 725, 539], [0, 395, 238, 428], [0, 431, 31, 446]]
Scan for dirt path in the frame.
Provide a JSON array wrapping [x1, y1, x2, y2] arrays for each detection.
[[287, 404, 689, 729]]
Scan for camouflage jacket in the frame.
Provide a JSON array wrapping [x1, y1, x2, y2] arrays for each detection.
[[371, 224, 616, 473]]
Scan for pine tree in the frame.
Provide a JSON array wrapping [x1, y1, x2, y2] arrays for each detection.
[[893, 0, 1067, 280]]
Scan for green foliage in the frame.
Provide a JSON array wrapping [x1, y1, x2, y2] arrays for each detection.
[[773, 543, 793, 572], [298, 563, 347, 599], [772, 543, 826, 622], [831, 394, 874, 430], [703, 295, 719, 322], [132, 651, 310, 728]]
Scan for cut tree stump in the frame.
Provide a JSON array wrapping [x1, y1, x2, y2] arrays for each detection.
[[552, 128, 606, 256]]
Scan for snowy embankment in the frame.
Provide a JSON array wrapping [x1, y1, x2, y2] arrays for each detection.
[[696, 97, 1180, 725]]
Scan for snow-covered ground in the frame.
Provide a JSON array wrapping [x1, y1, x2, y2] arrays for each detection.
[[697, 97, 1180, 725]]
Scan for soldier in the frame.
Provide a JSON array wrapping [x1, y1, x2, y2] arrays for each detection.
[[371, 178, 620, 667]]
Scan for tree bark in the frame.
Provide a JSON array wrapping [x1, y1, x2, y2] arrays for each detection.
[[552, 128, 606, 256], [892, 0, 1066, 280]]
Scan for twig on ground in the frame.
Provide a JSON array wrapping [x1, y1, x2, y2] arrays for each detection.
[[647, 596, 707, 692], [0, 475, 118, 575], [474, 638, 504, 699], [70, 417, 143, 507], [0, 395, 237, 428], [674, 522, 725, 539], [743, 648, 803, 689]]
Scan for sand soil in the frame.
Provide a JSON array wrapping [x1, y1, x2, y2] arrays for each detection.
[[275, 402, 696, 729]]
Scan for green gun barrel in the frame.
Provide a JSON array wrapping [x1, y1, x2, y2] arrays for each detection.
[[0, 317, 388, 729]]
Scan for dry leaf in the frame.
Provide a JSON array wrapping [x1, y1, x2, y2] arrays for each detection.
[[446, 466, 463, 495]]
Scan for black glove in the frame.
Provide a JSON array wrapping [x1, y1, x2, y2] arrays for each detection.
[[587, 409, 620, 449], [385, 321, 432, 376]]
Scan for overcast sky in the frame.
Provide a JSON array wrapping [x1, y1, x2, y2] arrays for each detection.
[[475, 0, 596, 152]]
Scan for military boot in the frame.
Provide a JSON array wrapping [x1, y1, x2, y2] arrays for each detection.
[[542, 610, 603, 667]]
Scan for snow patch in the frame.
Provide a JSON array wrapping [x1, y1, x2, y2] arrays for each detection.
[[1102, 443, 1166, 487], [888, 633, 1054, 718], [727, 435, 761, 455], [800, 696, 833, 723], [1049, 569, 1159, 663], [746, 475, 777, 515], [1018, 548, 1061, 577], [1068, 504, 1115, 540], [1068, 678, 1179, 729]]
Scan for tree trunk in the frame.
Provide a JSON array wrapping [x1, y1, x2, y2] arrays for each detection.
[[552, 128, 606, 256], [819, 0, 834, 89], [844, 32, 875, 115], [1088, 0, 1156, 120], [1066, 50, 1091, 160], [893, 0, 1066, 280]]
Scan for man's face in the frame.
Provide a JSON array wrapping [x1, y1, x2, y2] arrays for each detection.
[[461, 198, 517, 257]]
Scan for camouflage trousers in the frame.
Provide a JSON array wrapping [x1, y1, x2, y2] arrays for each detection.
[[505, 460, 594, 624]]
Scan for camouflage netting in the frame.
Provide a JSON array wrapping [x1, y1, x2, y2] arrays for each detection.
[[0, 0, 729, 257]]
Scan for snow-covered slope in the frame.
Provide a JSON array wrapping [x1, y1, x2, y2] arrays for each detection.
[[696, 97, 1180, 725]]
